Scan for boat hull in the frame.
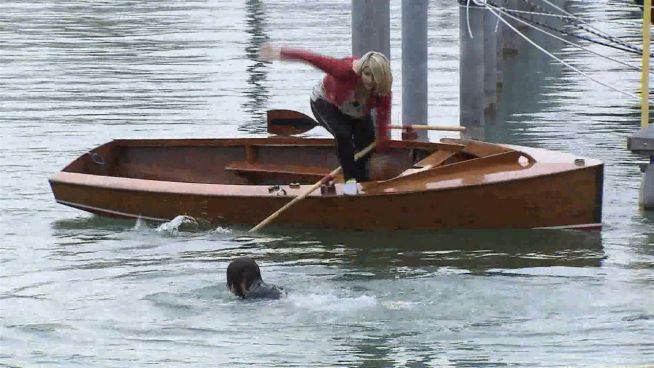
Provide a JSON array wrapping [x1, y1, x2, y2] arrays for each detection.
[[50, 163, 602, 230]]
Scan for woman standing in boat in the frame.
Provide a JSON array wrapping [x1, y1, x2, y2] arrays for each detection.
[[260, 43, 393, 195]]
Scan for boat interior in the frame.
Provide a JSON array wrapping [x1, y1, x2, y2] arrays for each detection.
[[61, 137, 535, 186]]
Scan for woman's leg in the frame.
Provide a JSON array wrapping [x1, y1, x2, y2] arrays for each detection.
[[351, 115, 376, 181], [310, 99, 358, 181]]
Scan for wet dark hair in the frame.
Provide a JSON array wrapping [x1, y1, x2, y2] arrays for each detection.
[[226, 257, 263, 298]]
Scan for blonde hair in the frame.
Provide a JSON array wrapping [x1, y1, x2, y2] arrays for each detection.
[[353, 51, 392, 96]]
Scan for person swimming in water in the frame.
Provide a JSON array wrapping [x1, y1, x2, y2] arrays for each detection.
[[226, 257, 285, 299]]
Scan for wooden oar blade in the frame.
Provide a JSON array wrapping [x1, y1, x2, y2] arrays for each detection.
[[267, 109, 318, 136]]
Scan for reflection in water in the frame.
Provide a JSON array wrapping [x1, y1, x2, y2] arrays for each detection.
[[1, 1, 215, 128], [264, 228, 605, 272], [487, 2, 649, 152], [348, 335, 400, 368], [240, 0, 270, 134], [52, 215, 136, 231], [485, 9, 569, 144], [5, 1, 654, 366], [174, 226, 605, 275], [57, 215, 603, 274]]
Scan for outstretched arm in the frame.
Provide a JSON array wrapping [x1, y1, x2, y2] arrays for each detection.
[[260, 43, 354, 79]]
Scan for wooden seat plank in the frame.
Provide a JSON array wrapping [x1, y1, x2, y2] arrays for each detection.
[[399, 147, 463, 177], [225, 161, 330, 179]]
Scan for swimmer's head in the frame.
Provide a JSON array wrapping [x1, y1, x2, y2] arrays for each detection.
[[226, 257, 262, 298]]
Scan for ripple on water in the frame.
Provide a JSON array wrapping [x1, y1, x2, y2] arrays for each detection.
[[287, 292, 378, 312], [3, 0, 654, 366]]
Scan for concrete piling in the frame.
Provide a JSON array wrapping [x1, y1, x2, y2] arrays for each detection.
[[459, 0, 486, 139], [401, 0, 429, 141], [502, 0, 521, 55], [496, 0, 505, 92], [352, 0, 391, 58], [628, 126, 654, 209], [483, 7, 498, 115]]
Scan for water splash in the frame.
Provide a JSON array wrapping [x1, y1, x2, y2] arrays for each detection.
[[133, 217, 149, 231], [288, 292, 378, 312], [381, 300, 417, 311], [155, 215, 200, 235], [211, 226, 232, 234]]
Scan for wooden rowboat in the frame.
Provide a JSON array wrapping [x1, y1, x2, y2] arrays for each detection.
[[49, 136, 603, 230]]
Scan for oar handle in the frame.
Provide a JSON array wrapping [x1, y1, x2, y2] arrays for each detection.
[[249, 142, 377, 233], [389, 124, 466, 132], [267, 108, 466, 135]]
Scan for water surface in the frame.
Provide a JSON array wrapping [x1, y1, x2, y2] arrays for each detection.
[[1, 1, 653, 366]]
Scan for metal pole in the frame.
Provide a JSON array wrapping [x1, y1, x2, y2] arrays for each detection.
[[352, 0, 391, 58], [459, 0, 485, 140], [641, 0, 651, 128], [639, 0, 652, 209], [401, 0, 428, 141]]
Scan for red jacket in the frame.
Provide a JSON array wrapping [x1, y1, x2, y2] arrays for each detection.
[[280, 48, 391, 142]]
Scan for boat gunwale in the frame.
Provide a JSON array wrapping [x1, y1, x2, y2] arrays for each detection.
[[51, 138, 603, 197], [50, 160, 601, 198], [108, 137, 461, 151]]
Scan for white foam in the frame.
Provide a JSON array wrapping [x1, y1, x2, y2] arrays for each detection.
[[155, 215, 199, 235], [211, 226, 232, 234], [381, 300, 416, 311], [288, 292, 378, 312], [133, 216, 149, 230]]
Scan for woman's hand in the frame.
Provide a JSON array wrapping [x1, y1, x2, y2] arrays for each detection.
[[259, 42, 281, 62]]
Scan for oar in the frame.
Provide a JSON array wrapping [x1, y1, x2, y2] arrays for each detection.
[[267, 109, 465, 135], [267, 109, 319, 136], [389, 124, 466, 132], [249, 141, 376, 233]]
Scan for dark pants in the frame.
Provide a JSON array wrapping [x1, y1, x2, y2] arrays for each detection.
[[310, 98, 375, 181]]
